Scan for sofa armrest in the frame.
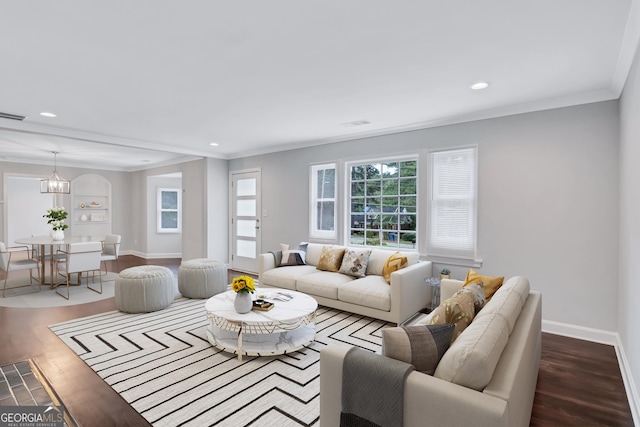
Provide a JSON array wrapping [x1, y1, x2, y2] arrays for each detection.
[[440, 278, 464, 301], [389, 261, 433, 324], [258, 253, 277, 283], [320, 344, 509, 427]]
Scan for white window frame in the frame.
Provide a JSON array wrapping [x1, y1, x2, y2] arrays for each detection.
[[426, 146, 478, 262], [157, 187, 181, 234], [344, 156, 418, 250], [309, 163, 337, 240]]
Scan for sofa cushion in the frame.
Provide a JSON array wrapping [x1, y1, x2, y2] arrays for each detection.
[[260, 265, 317, 290], [429, 290, 475, 343], [304, 243, 327, 266], [464, 269, 504, 301], [434, 311, 510, 391], [339, 249, 372, 278], [338, 275, 391, 311], [367, 249, 419, 276], [382, 252, 408, 283], [382, 324, 455, 375], [317, 246, 346, 272], [297, 271, 354, 299], [474, 276, 529, 333], [499, 275, 530, 306]]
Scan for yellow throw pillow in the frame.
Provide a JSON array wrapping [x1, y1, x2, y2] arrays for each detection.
[[382, 252, 408, 283], [316, 246, 346, 272], [463, 269, 504, 301]]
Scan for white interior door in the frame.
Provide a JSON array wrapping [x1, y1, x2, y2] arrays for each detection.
[[230, 171, 261, 273]]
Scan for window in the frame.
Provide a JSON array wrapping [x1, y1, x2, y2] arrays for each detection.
[[427, 146, 477, 259], [347, 159, 417, 249], [157, 188, 181, 233], [310, 163, 336, 239]]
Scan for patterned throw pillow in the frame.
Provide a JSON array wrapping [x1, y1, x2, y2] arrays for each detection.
[[456, 282, 486, 313], [280, 250, 306, 266], [382, 324, 455, 375], [316, 246, 346, 272], [464, 269, 504, 301], [339, 249, 372, 277], [429, 291, 476, 343], [382, 251, 408, 283]]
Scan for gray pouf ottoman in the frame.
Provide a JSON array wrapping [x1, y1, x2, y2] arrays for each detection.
[[178, 258, 227, 299], [115, 265, 175, 313]]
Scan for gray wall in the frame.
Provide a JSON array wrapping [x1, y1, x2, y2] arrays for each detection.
[[130, 158, 210, 260], [146, 175, 182, 257], [620, 39, 640, 418], [206, 157, 229, 262], [230, 101, 620, 334]]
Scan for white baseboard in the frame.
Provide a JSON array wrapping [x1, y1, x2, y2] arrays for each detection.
[[543, 319, 640, 425], [120, 249, 182, 259]]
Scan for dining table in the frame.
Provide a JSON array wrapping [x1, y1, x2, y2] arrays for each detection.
[[14, 235, 104, 287]]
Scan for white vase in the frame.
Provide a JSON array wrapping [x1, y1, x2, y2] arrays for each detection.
[[50, 229, 64, 241], [234, 292, 253, 314]]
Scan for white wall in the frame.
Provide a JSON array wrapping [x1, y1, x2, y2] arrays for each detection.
[[5, 176, 53, 245], [0, 163, 131, 249], [619, 36, 640, 424], [230, 101, 620, 334]]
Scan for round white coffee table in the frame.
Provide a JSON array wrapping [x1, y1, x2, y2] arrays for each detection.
[[205, 288, 318, 361]]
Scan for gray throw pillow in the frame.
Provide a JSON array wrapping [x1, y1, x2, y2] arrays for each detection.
[[382, 324, 455, 374]]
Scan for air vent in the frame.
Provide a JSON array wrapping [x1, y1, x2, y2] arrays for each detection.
[[0, 112, 26, 121], [341, 119, 371, 127]]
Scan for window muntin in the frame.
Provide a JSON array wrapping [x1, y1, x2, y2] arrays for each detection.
[[157, 188, 181, 233], [347, 159, 417, 249], [310, 163, 336, 239]]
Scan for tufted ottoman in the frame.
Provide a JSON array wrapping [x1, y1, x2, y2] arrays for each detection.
[[178, 258, 227, 299], [115, 265, 175, 313]]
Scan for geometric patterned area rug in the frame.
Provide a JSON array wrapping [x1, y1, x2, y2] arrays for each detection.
[[48, 298, 390, 427]]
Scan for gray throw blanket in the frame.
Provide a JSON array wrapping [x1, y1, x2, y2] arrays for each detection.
[[340, 347, 414, 427], [269, 250, 282, 266]]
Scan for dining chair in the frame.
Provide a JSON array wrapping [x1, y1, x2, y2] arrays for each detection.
[[100, 234, 121, 274], [0, 242, 41, 298], [55, 241, 103, 300]]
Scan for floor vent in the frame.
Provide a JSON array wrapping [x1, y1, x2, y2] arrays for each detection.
[[0, 111, 26, 121]]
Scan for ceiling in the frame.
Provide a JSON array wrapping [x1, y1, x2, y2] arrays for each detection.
[[1, 1, 638, 171]]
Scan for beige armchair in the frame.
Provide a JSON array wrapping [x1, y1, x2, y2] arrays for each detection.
[[0, 242, 41, 297], [55, 241, 103, 300]]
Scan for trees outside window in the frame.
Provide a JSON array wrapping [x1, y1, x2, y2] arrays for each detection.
[[347, 159, 417, 249]]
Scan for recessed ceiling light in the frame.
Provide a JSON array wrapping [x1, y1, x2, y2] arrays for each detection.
[[210, 142, 219, 147], [40, 112, 57, 117], [470, 82, 489, 90]]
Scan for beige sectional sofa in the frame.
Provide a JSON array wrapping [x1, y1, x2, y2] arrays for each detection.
[[320, 276, 542, 427], [258, 242, 433, 324]]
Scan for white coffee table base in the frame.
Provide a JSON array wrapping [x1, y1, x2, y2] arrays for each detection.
[[206, 323, 316, 359], [205, 289, 318, 361]]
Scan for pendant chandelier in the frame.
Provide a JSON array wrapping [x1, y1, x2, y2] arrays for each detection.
[[40, 151, 70, 194]]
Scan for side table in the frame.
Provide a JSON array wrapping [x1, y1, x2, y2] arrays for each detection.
[[424, 277, 441, 311]]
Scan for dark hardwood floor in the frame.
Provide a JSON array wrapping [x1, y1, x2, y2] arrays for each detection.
[[0, 255, 634, 426]]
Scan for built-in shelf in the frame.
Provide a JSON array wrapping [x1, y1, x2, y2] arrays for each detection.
[[70, 174, 112, 238]]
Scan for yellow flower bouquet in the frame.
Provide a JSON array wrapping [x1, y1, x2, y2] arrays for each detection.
[[231, 275, 256, 294]]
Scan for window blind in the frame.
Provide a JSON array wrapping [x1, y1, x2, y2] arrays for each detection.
[[428, 147, 477, 259]]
